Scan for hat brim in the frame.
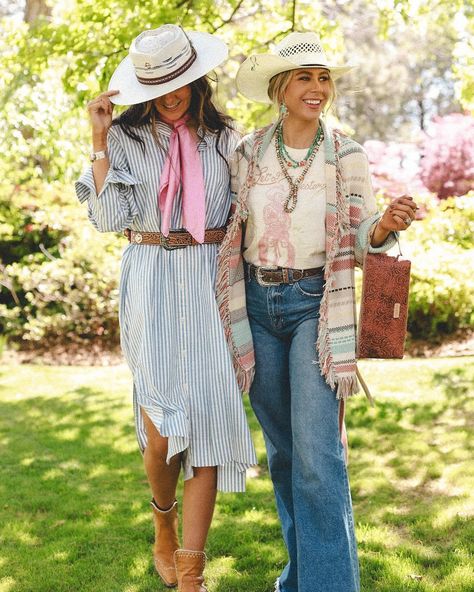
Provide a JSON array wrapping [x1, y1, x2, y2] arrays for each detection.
[[109, 31, 228, 105], [236, 54, 353, 104]]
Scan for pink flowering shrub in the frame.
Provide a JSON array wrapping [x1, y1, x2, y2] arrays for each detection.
[[420, 113, 474, 199]]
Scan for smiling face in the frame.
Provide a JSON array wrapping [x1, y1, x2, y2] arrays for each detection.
[[153, 84, 192, 122], [283, 68, 332, 123]]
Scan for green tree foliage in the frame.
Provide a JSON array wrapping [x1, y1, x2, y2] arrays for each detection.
[[335, 0, 464, 142], [1, 0, 471, 183], [453, 6, 474, 111], [1, 0, 473, 352], [0, 1, 341, 183]]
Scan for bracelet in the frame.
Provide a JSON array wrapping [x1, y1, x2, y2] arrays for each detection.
[[90, 149, 108, 162]]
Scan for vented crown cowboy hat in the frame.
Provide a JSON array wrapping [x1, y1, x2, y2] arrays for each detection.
[[108, 24, 228, 105], [236, 31, 353, 104]]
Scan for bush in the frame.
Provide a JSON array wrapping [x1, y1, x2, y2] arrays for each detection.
[[420, 113, 474, 199], [0, 181, 67, 265], [402, 194, 474, 338], [423, 193, 474, 249], [407, 246, 474, 338], [0, 181, 125, 348]]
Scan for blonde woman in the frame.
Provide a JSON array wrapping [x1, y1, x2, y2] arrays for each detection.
[[217, 31, 416, 592]]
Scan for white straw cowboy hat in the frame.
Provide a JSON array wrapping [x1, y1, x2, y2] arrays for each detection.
[[236, 31, 353, 104], [108, 24, 228, 105]]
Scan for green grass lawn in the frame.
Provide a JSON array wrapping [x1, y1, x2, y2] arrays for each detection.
[[0, 358, 473, 592]]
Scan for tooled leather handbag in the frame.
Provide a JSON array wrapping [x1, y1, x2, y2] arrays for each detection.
[[357, 249, 411, 359]]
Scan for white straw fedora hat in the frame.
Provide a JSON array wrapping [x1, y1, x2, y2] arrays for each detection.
[[236, 31, 353, 104], [108, 24, 228, 105]]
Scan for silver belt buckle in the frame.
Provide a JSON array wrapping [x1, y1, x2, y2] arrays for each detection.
[[292, 269, 304, 282], [160, 234, 188, 250], [255, 266, 280, 287]]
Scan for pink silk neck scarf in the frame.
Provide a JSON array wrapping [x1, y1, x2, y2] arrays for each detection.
[[158, 114, 206, 243]]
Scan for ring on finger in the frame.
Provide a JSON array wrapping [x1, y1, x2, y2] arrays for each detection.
[[405, 217, 411, 225]]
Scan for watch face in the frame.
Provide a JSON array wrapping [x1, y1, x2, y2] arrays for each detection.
[[90, 151, 106, 162]]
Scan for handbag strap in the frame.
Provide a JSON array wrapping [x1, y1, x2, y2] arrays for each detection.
[[356, 367, 375, 406], [396, 235, 403, 256]]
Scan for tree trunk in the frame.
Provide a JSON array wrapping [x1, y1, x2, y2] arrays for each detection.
[[418, 98, 426, 132], [24, 0, 51, 23]]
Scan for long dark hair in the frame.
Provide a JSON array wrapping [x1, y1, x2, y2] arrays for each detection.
[[112, 75, 233, 160]]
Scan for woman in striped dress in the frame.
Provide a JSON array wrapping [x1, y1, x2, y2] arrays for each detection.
[[76, 25, 256, 592], [218, 31, 417, 592]]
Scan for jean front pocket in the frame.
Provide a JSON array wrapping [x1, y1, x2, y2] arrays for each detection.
[[294, 275, 324, 298]]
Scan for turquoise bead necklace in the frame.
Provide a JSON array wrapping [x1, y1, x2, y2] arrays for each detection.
[[275, 122, 324, 213], [276, 122, 324, 168]]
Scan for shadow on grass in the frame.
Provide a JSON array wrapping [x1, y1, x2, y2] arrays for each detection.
[[0, 388, 283, 592], [0, 363, 472, 591], [347, 365, 474, 591], [433, 366, 473, 402]]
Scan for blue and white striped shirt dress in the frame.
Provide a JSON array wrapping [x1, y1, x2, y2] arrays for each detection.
[[75, 121, 257, 492]]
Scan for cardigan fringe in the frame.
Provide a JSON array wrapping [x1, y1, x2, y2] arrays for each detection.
[[215, 128, 271, 393], [216, 206, 255, 393]]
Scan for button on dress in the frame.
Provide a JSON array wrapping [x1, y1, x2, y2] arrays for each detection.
[[76, 122, 257, 491]]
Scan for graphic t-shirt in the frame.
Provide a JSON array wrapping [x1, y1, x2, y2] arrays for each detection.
[[242, 141, 326, 269]]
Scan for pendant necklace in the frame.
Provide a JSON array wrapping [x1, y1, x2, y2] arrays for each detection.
[[275, 122, 324, 213]]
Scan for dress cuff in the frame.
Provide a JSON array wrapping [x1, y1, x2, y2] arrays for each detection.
[[355, 214, 399, 263], [75, 166, 140, 203], [367, 219, 399, 253]]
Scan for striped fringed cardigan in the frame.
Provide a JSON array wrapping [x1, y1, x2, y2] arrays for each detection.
[[216, 119, 398, 398]]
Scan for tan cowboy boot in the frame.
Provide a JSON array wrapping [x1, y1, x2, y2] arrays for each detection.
[[151, 499, 179, 588], [174, 549, 208, 592]]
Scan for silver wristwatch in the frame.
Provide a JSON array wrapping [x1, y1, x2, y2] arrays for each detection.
[[90, 149, 108, 162]]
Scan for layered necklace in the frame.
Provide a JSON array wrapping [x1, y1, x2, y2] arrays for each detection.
[[275, 122, 324, 213]]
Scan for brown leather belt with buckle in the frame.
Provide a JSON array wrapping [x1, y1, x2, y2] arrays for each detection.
[[124, 227, 226, 250], [247, 263, 324, 286]]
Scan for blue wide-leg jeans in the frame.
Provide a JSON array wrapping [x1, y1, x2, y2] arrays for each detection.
[[245, 269, 360, 592]]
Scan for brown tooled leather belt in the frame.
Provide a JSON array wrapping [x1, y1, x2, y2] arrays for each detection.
[[124, 227, 226, 249], [247, 263, 324, 286]]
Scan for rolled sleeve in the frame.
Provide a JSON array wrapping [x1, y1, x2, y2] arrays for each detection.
[[75, 167, 97, 204], [355, 214, 399, 264], [74, 129, 140, 232]]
